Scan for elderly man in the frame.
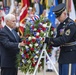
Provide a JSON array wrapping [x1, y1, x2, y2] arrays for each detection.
[[0, 14, 25, 75], [45, 3, 76, 75]]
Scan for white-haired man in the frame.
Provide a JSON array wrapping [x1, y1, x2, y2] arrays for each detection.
[[0, 14, 25, 75]]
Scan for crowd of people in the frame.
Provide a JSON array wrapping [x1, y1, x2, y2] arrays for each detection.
[[0, 0, 76, 75]]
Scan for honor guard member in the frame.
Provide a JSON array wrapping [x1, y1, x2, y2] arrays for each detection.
[[45, 3, 76, 75]]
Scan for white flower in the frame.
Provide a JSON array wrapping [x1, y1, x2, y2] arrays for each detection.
[[28, 37, 32, 41], [51, 31, 54, 35], [34, 55, 38, 58], [35, 43, 38, 47], [32, 36, 36, 39], [44, 33, 46, 36], [39, 23, 43, 25], [43, 23, 47, 27], [34, 28, 37, 31], [29, 44, 33, 47], [25, 45, 29, 49], [22, 59, 25, 63], [40, 37, 42, 40], [40, 30, 44, 33], [36, 51, 39, 54], [36, 32, 39, 36]]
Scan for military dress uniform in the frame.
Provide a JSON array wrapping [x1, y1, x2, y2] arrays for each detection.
[[45, 3, 76, 75]]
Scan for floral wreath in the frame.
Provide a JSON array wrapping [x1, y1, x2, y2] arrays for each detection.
[[17, 15, 55, 74]]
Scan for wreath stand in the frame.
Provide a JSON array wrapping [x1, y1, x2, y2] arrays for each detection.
[[32, 43, 59, 75], [32, 24, 59, 75]]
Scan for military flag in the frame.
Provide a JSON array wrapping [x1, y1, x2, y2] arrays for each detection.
[[48, 0, 58, 28]]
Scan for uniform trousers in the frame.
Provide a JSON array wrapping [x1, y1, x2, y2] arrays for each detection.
[[1, 67, 18, 75], [59, 63, 76, 75]]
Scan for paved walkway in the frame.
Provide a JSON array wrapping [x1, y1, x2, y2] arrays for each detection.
[[18, 70, 56, 75], [18, 63, 58, 75], [0, 68, 57, 75], [0, 64, 58, 75]]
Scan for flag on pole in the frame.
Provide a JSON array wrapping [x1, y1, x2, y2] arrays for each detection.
[[53, 0, 58, 6], [9, 0, 15, 14], [45, 0, 48, 8], [0, 10, 5, 27], [68, 0, 76, 21], [48, 0, 58, 28], [66, 0, 71, 12], [48, 6, 56, 28], [19, 0, 30, 36]]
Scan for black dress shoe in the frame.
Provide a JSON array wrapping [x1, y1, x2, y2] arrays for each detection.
[[46, 69, 53, 72]]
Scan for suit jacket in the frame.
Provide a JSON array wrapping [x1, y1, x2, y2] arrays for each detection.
[[0, 26, 21, 67], [0, 27, 3, 66]]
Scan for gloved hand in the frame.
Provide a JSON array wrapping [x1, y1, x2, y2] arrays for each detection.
[[44, 37, 50, 44]]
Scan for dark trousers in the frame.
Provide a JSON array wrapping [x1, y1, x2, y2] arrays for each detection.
[[0, 55, 1, 67], [1, 67, 18, 75], [59, 63, 76, 75]]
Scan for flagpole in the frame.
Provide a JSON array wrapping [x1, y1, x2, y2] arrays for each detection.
[[45, 0, 48, 9], [66, 0, 69, 14]]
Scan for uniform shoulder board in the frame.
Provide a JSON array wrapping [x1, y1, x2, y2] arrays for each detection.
[[68, 19, 75, 26], [68, 22, 74, 26]]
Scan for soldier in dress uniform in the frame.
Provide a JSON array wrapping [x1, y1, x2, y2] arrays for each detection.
[[45, 3, 76, 75]]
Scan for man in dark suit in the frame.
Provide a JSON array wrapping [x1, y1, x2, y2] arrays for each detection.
[[0, 14, 3, 75], [0, 14, 25, 75]]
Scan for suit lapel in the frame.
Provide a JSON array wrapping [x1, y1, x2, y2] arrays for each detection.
[[4, 26, 19, 42]]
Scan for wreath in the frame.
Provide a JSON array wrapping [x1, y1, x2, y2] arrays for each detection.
[[17, 16, 55, 74]]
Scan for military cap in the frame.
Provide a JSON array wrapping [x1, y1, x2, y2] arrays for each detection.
[[52, 3, 66, 18]]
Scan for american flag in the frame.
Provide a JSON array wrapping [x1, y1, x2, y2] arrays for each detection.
[[19, 0, 30, 36]]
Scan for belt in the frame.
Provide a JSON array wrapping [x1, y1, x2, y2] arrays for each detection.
[[61, 41, 76, 46]]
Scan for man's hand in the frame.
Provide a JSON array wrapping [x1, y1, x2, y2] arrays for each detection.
[[18, 42, 25, 48]]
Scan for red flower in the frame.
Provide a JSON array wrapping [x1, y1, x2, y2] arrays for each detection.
[[25, 54, 29, 58], [26, 41, 30, 45], [32, 39, 36, 43], [42, 27, 46, 31], [30, 48, 34, 51], [47, 49, 51, 52], [23, 40, 26, 44], [32, 63, 36, 67], [36, 35, 39, 38], [37, 29, 41, 33], [24, 50, 26, 54], [42, 38, 44, 41], [38, 64, 41, 68], [31, 25, 34, 29]]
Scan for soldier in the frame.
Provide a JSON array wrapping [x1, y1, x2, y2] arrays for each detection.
[[45, 3, 76, 75]]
